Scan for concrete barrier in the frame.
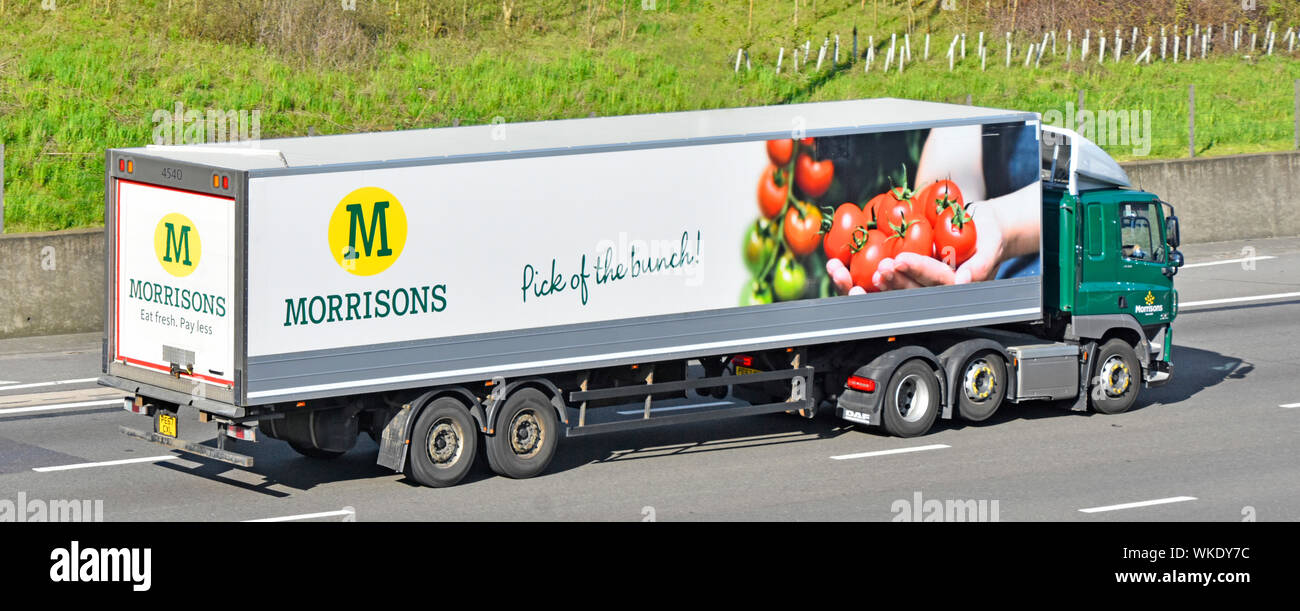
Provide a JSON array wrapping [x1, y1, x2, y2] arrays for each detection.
[[1, 150, 1298, 339], [0, 228, 104, 339], [1122, 150, 1300, 244]]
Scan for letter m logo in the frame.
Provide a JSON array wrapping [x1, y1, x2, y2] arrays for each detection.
[[164, 223, 193, 266], [343, 201, 392, 260]]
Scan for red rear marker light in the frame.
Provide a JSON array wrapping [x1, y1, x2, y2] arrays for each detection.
[[731, 355, 753, 367], [846, 376, 877, 393], [118, 159, 125, 172], [222, 176, 229, 189]]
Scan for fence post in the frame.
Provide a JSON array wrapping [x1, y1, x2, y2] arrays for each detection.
[[1294, 79, 1299, 151], [0, 140, 5, 234], [1078, 89, 1085, 114], [1189, 84, 1196, 158]]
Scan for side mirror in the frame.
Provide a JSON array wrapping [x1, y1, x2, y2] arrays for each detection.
[[1165, 215, 1181, 249], [1166, 250, 1184, 277]]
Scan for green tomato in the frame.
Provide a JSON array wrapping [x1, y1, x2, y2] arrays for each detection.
[[743, 219, 776, 276], [772, 254, 807, 302], [741, 281, 774, 306]]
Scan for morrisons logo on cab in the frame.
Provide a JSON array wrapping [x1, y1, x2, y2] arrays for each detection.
[[284, 186, 448, 327]]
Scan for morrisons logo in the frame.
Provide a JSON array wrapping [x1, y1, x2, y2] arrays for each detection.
[[328, 187, 407, 276], [153, 213, 201, 277]]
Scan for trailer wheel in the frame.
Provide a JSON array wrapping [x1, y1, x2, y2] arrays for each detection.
[[956, 351, 1006, 422], [1089, 339, 1140, 415], [881, 360, 941, 437], [288, 441, 345, 460], [407, 397, 478, 488], [486, 388, 559, 479]]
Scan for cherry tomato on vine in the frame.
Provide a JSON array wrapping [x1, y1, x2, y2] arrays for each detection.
[[757, 165, 789, 219], [868, 186, 913, 229], [849, 229, 890, 292], [934, 202, 977, 267], [741, 280, 774, 306], [822, 203, 866, 266], [795, 154, 834, 199], [886, 218, 935, 258], [913, 180, 963, 227], [766, 139, 794, 166], [783, 204, 823, 257], [772, 254, 808, 302], [743, 218, 777, 276]]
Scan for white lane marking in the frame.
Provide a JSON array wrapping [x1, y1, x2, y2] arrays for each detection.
[[0, 399, 123, 415], [831, 444, 950, 461], [0, 377, 99, 392], [1078, 496, 1197, 514], [1181, 255, 1275, 269], [32, 455, 178, 472], [614, 400, 738, 415], [243, 508, 356, 523], [0, 380, 17, 385], [249, 307, 1041, 399], [1180, 292, 1300, 309], [1280, 403, 1300, 408]]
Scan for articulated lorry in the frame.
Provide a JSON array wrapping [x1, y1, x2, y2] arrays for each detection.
[[102, 98, 1183, 487]]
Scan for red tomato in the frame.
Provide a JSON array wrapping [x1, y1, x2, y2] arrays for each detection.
[[868, 186, 914, 229], [783, 204, 823, 257], [822, 203, 866, 265], [849, 230, 890, 292], [757, 165, 788, 219], [934, 203, 977, 267], [913, 180, 963, 227], [766, 139, 794, 166], [886, 218, 934, 258], [795, 154, 834, 199]]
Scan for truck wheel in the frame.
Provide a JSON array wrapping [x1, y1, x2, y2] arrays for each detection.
[[288, 441, 345, 460], [407, 397, 478, 488], [1089, 339, 1140, 415], [956, 351, 1006, 422], [486, 388, 560, 479], [881, 360, 941, 438]]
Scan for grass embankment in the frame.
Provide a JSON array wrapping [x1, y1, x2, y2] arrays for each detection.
[[0, 0, 1296, 232]]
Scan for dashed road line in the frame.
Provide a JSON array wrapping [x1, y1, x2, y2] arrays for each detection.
[[32, 455, 179, 473], [830, 444, 950, 461], [1078, 496, 1197, 514]]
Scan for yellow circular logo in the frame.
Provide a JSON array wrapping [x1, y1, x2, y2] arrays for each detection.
[[153, 213, 202, 277], [328, 187, 408, 276]]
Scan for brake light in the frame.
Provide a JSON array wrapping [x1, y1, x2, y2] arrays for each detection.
[[731, 355, 753, 367], [846, 376, 877, 392]]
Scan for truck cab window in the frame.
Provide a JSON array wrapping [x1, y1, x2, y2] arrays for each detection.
[[1120, 202, 1162, 263]]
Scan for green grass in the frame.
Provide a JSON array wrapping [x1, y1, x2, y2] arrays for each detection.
[[0, 0, 1297, 232]]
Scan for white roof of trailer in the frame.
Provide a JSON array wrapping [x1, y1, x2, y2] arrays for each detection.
[[116, 98, 1036, 175]]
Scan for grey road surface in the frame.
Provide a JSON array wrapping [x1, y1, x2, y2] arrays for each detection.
[[1, 237, 1297, 522]]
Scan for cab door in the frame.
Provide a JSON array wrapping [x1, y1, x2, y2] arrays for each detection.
[[1076, 190, 1174, 325]]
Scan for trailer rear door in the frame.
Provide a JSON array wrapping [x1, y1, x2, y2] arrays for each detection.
[[111, 179, 236, 389]]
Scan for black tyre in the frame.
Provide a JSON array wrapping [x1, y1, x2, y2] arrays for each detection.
[[288, 441, 345, 459], [956, 351, 1007, 422], [1089, 338, 1141, 415], [486, 388, 560, 479], [407, 397, 478, 488], [881, 360, 941, 437]]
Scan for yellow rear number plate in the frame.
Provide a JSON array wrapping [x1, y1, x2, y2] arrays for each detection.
[[736, 366, 761, 375], [157, 413, 178, 438]]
